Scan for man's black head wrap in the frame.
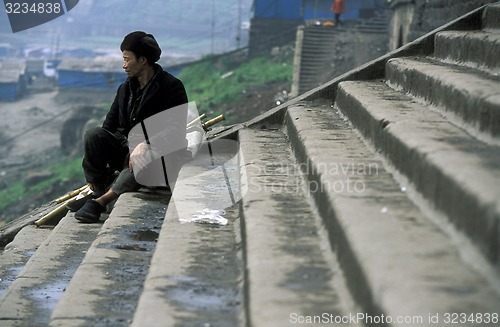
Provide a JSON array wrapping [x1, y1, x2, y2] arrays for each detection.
[[120, 31, 161, 64]]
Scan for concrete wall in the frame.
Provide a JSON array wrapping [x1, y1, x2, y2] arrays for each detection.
[[388, 1, 415, 50], [389, 0, 499, 50]]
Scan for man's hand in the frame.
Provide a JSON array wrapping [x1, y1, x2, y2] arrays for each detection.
[[129, 142, 156, 172]]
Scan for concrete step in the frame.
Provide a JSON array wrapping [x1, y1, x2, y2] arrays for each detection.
[[301, 41, 340, 51], [0, 216, 101, 326], [356, 23, 388, 32], [238, 127, 354, 327], [0, 201, 61, 248], [335, 80, 500, 265], [49, 192, 168, 327], [484, 3, 500, 29], [303, 26, 344, 35], [359, 20, 388, 27], [355, 28, 388, 35], [353, 14, 389, 34], [285, 100, 500, 324], [0, 225, 52, 300], [434, 30, 500, 74], [386, 57, 500, 143], [300, 44, 340, 52], [300, 62, 335, 70], [132, 202, 243, 327], [131, 142, 244, 327], [302, 32, 340, 40]]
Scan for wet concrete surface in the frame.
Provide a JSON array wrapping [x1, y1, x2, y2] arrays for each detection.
[[0, 215, 101, 326], [162, 205, 244, 327], [28, 222, 102, 325], [86, 193, 168, 327]]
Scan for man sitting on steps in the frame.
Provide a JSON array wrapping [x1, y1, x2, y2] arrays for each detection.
[[71, 31, 189, 223]]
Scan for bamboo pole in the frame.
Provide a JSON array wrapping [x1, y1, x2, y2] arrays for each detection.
[[202, 114, 225, 130], [54, 184, 89, 203], [35, 198, 73, 226], [36, 185, 91, 226], [187, 113, 207, 129]]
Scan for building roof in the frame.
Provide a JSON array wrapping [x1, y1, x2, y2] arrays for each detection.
[[0, 60, 25, 83], [58, 57, 124, 73], [25, 59, 45, 73]]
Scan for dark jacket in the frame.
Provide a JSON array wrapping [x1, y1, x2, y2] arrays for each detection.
[[102, 64, 188, 139]]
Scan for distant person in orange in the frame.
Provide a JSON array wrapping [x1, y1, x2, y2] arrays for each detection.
[[331, 0, 345, 26]]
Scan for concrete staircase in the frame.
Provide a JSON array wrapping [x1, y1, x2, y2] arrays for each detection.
[[1, 2, 500, 326], [355, 10, 390, 34], [293, 11, 389, 96], [294, 25, 348, 94]]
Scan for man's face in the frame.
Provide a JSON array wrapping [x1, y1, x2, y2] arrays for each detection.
[[122, 50, 145, 78]]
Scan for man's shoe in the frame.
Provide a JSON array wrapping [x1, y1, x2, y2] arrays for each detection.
[[74, 199, 106, 223]]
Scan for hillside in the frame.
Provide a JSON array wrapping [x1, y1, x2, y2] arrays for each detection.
[[179, 48, 294, 124]]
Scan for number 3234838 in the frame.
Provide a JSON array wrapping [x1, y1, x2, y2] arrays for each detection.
[[443, 313, 499, 324], [5, 2, 62, 14]]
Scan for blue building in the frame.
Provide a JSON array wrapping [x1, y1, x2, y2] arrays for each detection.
[[253, 0, 386, 21], [0, 60, 26, 101], [57, 58, 127, 90], [249, 0, 387, 56], [253, 0, 303, 20]]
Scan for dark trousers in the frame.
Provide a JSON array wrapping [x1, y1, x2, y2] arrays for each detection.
[[335, 13, 341, 25], [82, 127, 140, 195]]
